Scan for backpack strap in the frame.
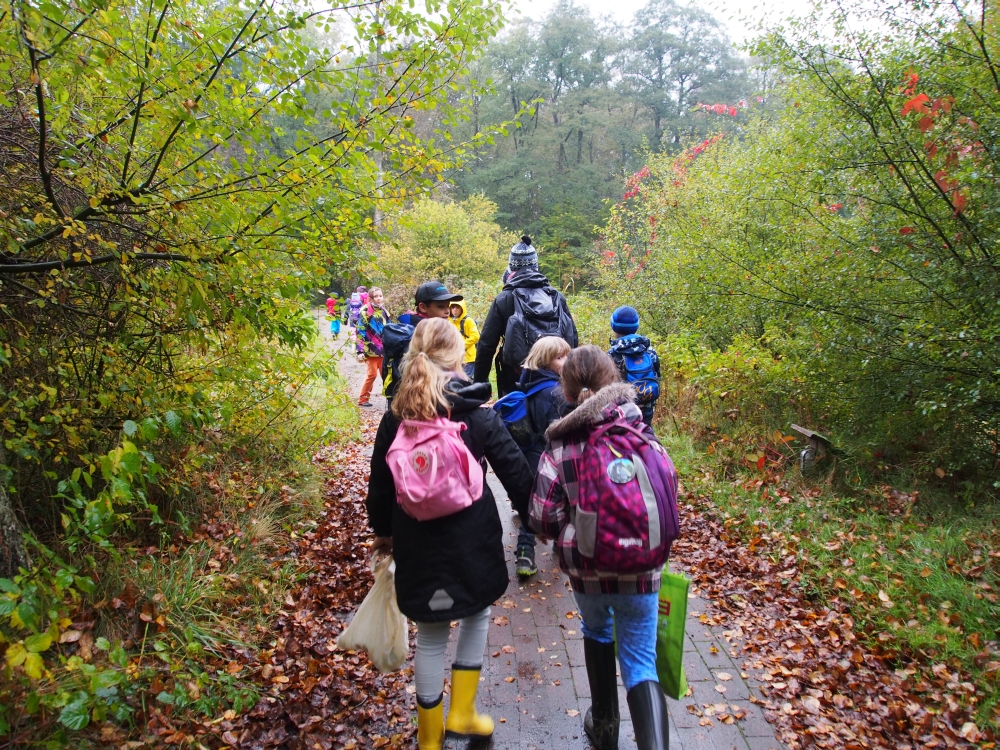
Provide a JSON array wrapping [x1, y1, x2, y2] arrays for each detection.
[[588, 418, 653, 447], [524, 378, 559, 398]]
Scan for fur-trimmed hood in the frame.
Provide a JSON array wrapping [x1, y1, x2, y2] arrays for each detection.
[[545, 382, 639, 440]]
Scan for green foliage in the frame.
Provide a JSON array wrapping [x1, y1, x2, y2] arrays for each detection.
[[0, 0, 505, 740], [603, 0, 1000, 476], [374, 195, 515, 288], [451, 0, 748, 287]]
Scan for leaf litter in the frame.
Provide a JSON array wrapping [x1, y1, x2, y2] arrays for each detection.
[[147, 407, 415, 749], [674, 488, 996, 749]]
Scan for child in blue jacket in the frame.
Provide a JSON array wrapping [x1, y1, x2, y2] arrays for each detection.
[[607, 306, 661, 428]]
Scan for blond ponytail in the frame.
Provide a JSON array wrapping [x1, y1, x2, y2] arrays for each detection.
[[392, 318, 466, 422]]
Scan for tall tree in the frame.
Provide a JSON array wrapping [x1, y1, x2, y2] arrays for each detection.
[[623, 0, 746, 149]]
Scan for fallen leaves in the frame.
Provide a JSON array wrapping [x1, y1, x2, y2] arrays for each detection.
[[153, 408, 417, 749], [673, 490, 994, 750]]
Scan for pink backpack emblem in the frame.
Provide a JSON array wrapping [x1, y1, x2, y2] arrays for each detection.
[[387, 417, 484, 521], [572, 417, 679, 574]]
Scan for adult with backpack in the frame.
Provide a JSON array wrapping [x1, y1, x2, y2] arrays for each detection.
[[492, 336, 570, 578], [449, 300, 480, 378], [607, 306, 662, 428], [357, 287, 390, 408], [381, 281, 462, 405], [367, 318, 534, 750], [530, 345, 679, 750], [473, 236, 578, 397]]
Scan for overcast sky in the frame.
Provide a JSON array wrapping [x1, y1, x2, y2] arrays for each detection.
[[508, 0, 810, 46]]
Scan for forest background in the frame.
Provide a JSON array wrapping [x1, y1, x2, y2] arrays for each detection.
[[0, 0, 998, 745]]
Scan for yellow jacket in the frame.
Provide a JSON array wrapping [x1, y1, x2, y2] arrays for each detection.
[[450, 300, 480, 363]]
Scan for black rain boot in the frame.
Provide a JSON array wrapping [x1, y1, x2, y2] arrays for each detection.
[[583, 638, 619, 750], [626, 680, 669, 750]]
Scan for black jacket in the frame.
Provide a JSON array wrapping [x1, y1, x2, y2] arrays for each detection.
[[473, 269, 579, 397], [366, 380, 534, 622], [517, 367, 567, 472]]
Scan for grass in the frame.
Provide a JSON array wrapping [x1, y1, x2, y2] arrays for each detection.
[[660, 427, 1000, 729]]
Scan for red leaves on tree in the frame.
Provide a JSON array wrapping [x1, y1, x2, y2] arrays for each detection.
[[952, 191, 968, 215], [697, 102, 742, 117], [900, 226, 914, 235], [899, 70, 920, 96], [901, 93, 930, 116], [825, 203, 843, 213], [918, 115, 935, 133]]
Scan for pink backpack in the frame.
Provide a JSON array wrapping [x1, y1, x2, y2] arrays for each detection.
[[386, 418, 484, 521], [572, 418, 679, 574]]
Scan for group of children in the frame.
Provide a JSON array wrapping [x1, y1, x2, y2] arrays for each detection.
[[358, 266, 672, 750], [327, 286, 482, 408]]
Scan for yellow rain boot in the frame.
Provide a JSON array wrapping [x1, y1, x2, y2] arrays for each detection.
[[445, 665, 494, 740], [417, 695, 444, 750]]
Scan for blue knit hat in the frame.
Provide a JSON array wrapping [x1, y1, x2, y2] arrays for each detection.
[[611, 306, 640, 335]]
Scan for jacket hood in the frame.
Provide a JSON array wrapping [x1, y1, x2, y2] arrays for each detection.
[[451, 300, 468, 319], [445, 379, 491, 413], [545, 382, 639, 440], [503, 268, 550, 290], [608, 334, 652, 357], [519, 367, 561, 390]]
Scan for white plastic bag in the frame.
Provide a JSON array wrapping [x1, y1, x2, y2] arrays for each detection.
[[336, 552, 408, 672]]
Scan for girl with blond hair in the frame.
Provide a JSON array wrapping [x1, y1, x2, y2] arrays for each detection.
[[509, 335, 571, 578], [366, 317, 534, 750]]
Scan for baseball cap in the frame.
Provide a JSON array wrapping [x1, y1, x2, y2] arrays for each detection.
[[414, 281, 463, 305]]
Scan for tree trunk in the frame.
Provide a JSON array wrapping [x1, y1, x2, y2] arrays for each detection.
[[0, 447, 30, 580], [577, 129, 583, 163]]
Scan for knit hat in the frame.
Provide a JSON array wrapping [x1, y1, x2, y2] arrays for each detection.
[[508, 235, 539, 270], [611, 306, 640, 335]]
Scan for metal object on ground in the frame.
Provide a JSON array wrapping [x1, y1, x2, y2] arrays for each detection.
[[791, 424, 832, 473]]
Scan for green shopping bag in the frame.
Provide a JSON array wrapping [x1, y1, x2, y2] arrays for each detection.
[[655, 570, 689, 699]]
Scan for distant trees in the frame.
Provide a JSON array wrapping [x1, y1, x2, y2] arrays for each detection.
[[451, 0, 748, 286]]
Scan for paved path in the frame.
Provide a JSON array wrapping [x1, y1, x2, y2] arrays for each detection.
[[460, 474, 785, 750], [322, 313, 785, 749]]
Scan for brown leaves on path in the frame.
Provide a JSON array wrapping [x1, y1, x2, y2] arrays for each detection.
[[673, 490, 995, 750]]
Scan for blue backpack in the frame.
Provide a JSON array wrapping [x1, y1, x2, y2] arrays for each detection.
[[622, 350, 660, 405], [493, 378, 559, 447]]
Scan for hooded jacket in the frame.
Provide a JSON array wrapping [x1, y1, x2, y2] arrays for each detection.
[[517, 367, 566, 472], [450, 300, 480, 364], [367, 380, 534, 621], [358, 302, 389, 358], [473, 269, 579, 397], [529, 382, 663, 595]]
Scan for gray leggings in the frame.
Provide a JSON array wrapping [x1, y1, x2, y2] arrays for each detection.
[[414, 606, 491, 704]]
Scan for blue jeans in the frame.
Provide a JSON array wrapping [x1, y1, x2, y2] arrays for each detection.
[[517, 527, 535, 550], [574, 592, 658, 690]]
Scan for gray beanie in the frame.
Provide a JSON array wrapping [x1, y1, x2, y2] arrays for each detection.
[[508, 235, 539, 270]]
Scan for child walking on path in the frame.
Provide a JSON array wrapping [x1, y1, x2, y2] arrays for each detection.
[[357, 288, 389, 408], [510, 336, 570, 578], [366, 318, 534, 750], [449, 300, 480, 378], [530, 345, 677, 750], [325, 293, 342, 336], [607, 306, 662, 429]]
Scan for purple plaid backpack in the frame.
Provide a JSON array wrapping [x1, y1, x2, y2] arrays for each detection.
[[572, 417, 679, 574]]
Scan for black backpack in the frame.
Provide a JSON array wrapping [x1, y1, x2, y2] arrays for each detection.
[[381, 321, 415, 399], [501, 287, 575, 368]]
